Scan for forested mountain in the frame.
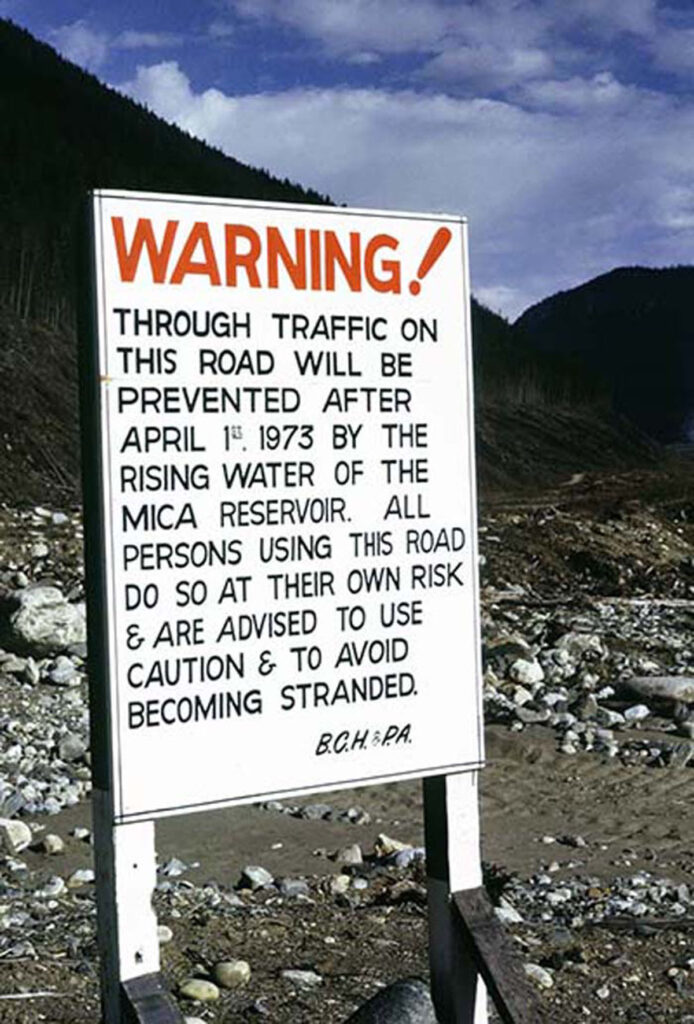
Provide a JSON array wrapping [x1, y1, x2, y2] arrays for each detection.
[[514, 267, 694, 443], [0, 18, 328, 329]]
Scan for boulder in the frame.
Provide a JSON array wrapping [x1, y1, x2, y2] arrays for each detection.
[[345, 979, 437, 1023], [623, 676, 694, 705], [2, 586, 86, 657]]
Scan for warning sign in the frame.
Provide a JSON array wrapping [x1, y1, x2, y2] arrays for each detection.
[[83, 189, 484, 822]]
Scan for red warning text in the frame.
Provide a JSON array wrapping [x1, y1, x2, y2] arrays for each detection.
[[111, 218, 405, 294]]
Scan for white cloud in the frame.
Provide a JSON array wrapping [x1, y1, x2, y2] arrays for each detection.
[[652, 25, 694, 72], [555, 0, 657, 38], [49, 20, 110, 70], [208, 20, 235, 40], [421, 44, 554, 88], [229, 0, 455, 54], [225, 0, 659, 69], [519, 71, 636, 112], [120, 61, 694, 318], [474, 284, 524, 318], [48, 20, 183, 71], [116, 31, 183, 50]]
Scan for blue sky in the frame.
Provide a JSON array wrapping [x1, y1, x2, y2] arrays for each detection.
[[4, 0, 694, 319]]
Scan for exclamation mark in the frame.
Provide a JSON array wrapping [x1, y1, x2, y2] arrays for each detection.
[[409, 227, 452, 295]]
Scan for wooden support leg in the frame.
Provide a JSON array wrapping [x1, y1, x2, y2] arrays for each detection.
[[93, 790, 183, 1023], [424, 772, 488, 1024]]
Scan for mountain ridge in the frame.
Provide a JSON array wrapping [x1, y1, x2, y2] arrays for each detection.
[[513, 265, 694, 443]]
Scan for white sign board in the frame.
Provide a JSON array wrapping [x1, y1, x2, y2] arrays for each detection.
[[87, 189, 483, 823]]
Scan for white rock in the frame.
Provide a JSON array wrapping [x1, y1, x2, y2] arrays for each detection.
[[179, 979, 219, 1002], [556, 633, 606, 659], [330, 874, 351, 896], [624, 704, 651, 724], [524, 963, 554, 989], [6, 587, 86, 657], [512, 685, 534, 706], [375, 833, 411, 856], [40, 833, 65, 855], [213, 960, 251, 989], [495, 897, 523, 924], [595, 707, 625, 728], [0, 818, 32, 854], [281, 969, 322, 989], [336, 843, 363, 865], [509, 658, 544, 686], [239, 864, 273, 890], [67, 867, 95, 888], [36, 875, 67, 898]]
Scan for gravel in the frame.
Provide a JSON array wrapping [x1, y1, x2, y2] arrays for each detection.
[[0, 477, 693, 1022]]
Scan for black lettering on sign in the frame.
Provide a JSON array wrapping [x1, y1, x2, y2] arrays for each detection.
[[380, 352, 412, 377], [381, 458, 428, 484], [349, 531, 393, 557], [221, 461, 315, 489], [258, 533, 332, 563], [215, 608, 317, 641], [259, 424, 313, 451], [382, 493, 430, 520], [122, 502, 198, 532], [336, 605, 366, 632], [120, 426, 206, 454], [116, 346, 177, 375], [379, 600, 424, 628], [267, 571, 335, 600], [126, 653, 245, 688], [112, 307, 251, 338], [175, 580, 208, 607], [321, 387, 411, 414], [314, 722, 412, 755], [127, 688, 261, 729], [152, 617, 205, 648], [198, 349, 274, 375], [122, 538, 242, 572], [125, 583, 159, 610], [272, 313, 388, 341], [290, 645, 323, 671], [405, 527, 466, 554], [400, 317, 438, 342], [335, 633, 410, 666], [347, 565, 400, 594], [120, 463, 210, 493], [217, 576, 251, 603], [411, 561, 464, 589], [282, 673, 416, 710], [334, 460, 364, 486], [294, 349, 362, 377], [218, 496, 348, 528], [117, 385, 301, 415], [381, 422, 428, 448], [331, 423, 363, 449]]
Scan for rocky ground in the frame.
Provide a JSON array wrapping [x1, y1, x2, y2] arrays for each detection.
[[0, 462, 694, 1022]]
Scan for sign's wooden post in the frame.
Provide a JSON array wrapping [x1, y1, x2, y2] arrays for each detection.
[[93, 793, 181, 1023], [81, 203, 183, 1024], [425, 772, 488, 1023]]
